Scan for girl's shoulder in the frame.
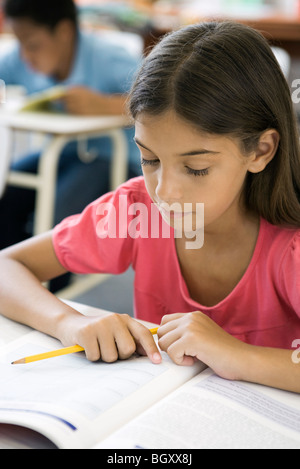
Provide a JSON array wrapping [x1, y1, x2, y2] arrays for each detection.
[[263, 221, 300, 312], [111, 176, 152, 205], [261, 217, 300, 249], [260, 218, 300, 272]]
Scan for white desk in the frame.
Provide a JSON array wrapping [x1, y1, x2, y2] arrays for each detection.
[[0, 110, 131, 235]]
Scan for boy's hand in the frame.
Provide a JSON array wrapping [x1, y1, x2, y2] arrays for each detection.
[[63, 86, 103, 115], [57, 311, 162, 364], [63, 86, 125, 116]]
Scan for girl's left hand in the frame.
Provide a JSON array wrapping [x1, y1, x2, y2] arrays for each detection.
[[157, 312, 250, 381]]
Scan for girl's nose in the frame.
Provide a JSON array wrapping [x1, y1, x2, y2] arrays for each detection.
[[155, 166, 183, 205]]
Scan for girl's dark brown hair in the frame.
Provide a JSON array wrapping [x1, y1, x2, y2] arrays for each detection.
[[129, 21, 300, 227]]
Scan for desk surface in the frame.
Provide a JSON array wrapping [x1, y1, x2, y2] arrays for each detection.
[[0, 110, 131, 135]]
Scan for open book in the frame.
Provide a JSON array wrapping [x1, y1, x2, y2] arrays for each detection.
[[0, 304, 300, 449], [18, 85, 66, 113]]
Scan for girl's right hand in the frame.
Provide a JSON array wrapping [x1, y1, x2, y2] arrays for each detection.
[[56, 311, 162, 365]]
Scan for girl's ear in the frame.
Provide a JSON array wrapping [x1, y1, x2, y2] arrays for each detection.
[[247, 129, 280, 174]]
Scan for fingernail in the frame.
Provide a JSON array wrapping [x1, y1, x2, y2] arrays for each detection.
[[152, 352, 161, 363]]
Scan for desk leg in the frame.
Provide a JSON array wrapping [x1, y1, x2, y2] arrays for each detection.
[[35, 129, 128, 235], [8, 128, 128, 237], [0, 126, 13, 198], [108, 129, 128, 190], [76, 128, 128, 190], [34, 135, 69, 235], [54, 129, 128, 299]]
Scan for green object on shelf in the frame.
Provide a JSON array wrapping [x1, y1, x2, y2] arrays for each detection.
[[78, 3, 152, 31]]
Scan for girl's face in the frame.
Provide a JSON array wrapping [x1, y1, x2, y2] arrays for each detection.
[[135, 111, 256, 233]]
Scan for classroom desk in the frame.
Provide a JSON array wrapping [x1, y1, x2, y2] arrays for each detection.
[[0, 110, 131, 235]]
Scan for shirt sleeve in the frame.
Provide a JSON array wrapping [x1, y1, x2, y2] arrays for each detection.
[[52, 183, 136, 275], [105, 47, 141, 94], [0, 45, 21, 85], [0, 44, 53, 92], [281, 231, 300, 317], [88, 36, 141, 94]]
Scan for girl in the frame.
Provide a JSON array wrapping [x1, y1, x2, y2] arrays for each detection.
[[0, 21, 299, 393]]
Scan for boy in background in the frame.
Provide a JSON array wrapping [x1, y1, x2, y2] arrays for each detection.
[[0, 0, 141, 271]]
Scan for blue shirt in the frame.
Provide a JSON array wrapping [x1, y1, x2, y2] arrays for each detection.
[[0, 31, 141, 163]]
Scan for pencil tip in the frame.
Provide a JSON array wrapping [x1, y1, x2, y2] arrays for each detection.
[[11, 358, 25, 365]]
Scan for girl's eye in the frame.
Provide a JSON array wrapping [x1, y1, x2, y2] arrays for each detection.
[[141, 158, 209, 177], [185, 167, 209, 177], [141, 158, 159, 166]]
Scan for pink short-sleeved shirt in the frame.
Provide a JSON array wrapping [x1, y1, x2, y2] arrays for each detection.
[[53, 177, 300, 349]]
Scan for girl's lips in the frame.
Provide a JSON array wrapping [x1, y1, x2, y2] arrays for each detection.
[[159, 205, 193, 219]]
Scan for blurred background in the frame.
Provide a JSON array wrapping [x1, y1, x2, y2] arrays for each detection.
[[1, 1, 297, 116]]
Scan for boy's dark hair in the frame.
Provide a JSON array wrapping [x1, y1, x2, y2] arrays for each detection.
[[129, 21, 300, 227], [3, 0, 78, 30]]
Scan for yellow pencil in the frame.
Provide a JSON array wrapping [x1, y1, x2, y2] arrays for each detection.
[[11, 327, 159, 365]]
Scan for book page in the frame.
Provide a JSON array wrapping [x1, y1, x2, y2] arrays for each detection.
[[0, 315, 32, 348], [0, 424, 57, 449], [0, 331, 204, 449], [97, 369, 300, 449]]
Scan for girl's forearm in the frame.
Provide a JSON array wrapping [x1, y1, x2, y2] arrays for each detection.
[[0, 258, 79, 339], [239, 344, 300, 393], [0, 257, 162, 364], [158, 312, 300, 393]]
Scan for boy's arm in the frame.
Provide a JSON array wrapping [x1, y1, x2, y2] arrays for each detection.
[[62, 86, 127, 116], [0, 232, 161, 364], [0, 45, 20, 86]]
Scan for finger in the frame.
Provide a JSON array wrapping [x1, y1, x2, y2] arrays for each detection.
[[113, 328, 137, 361], [64, 87, 81, 97], [167, 338, 197, 366], [157, 317, 183, 339], [128, 321, 162, 364], [158, 326, 181, 353], [97, 332, 119, 363], [65, 105, 82, 116], [83, 338, 101, 362], [160, 313, 185, 327], [95, 314, 135, 362]]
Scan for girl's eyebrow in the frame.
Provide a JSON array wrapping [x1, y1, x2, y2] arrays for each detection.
[[180, 150, 220, 156], [134, 138, 219, 156], [134, 138, 152, 151]]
